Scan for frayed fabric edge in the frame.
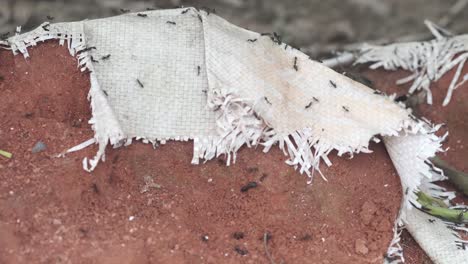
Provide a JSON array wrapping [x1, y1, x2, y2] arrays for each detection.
[[356, 31, 468, 106], [201, 76, 448, 189], [202, 87, 456, 264], [6, 22, 126, 172], [188, 82, 268, 168], [384, 209, 405, 264], [381, 126, 468, 263]]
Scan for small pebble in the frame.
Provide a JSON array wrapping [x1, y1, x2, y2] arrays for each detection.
[[298, 233, 313, 241], [355, 239, 369, 255], [232, 232, 244, 240], [32, 141, 46, 153]]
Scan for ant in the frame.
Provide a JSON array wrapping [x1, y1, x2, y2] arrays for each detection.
[[137, 79, 144, 88], [82, 46, 96, 52]]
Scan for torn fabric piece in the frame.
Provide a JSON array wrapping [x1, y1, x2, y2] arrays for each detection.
[[3, 8, 467, 264], [356, 29, 468, 106], [383, 129, 468, 264]]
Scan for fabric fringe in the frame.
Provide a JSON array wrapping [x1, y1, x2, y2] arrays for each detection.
[[6, 22, 126, 172], [193, 85, 266, 166], [384, 216, 405, 264], [200, 79, 448, 194], [443, 204, 468, 251], [198, 86, 465, 264], [356, 23, 468, 106]]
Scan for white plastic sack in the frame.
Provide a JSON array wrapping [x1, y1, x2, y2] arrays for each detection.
[[3, 8, 466, 263]]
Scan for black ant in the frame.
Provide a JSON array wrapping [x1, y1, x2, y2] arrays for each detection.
[[82, 46, 96, 52], [137, 79, 144, 88], [201, 7, 215, 15], [271, 32, 282, 44], [456, 241, 467, 250], [234, 245, 248, 255]]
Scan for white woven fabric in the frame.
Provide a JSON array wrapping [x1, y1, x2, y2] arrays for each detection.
[[4, 8, 467, 264], [85, 11, 217, 140], [384, 134, 467, 264]]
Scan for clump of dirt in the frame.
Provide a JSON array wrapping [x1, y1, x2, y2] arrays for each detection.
[[0, 42, 403, 263]]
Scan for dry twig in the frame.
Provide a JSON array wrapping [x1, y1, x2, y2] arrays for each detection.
[[264, 232, 275, 264]]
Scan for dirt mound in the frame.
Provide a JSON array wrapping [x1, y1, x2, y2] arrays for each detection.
[[0, 42, 412, 263]]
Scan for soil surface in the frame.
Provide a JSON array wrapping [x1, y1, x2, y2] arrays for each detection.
[[0, 42, 407, 263]]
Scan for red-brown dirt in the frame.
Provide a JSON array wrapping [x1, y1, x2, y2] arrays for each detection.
[[0, 41, 463, 264]]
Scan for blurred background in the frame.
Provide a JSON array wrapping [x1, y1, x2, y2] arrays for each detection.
[[1, 0, 467, 59]]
